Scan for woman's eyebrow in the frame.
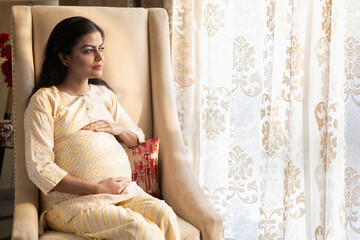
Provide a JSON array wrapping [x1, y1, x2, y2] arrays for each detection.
[[80, 43, 104, 49]]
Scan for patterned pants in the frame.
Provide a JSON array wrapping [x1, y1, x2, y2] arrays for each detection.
[[45, 191, 180, 240]]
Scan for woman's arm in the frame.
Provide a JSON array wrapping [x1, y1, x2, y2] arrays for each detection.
[[116, 126, 140, 148], [53, 174, 130, 195], [25, 91, 68, 195], [109, 88, 145, 145], [81, 120, 139, 148]]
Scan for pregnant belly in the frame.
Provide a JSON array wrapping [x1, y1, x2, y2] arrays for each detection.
[[54, 130, 131, 183]]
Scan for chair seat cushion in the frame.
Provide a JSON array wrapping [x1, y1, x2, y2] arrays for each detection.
[[39, 215, 200, 240], [39, 231, 85, 240], [177, 215, 200, 240]]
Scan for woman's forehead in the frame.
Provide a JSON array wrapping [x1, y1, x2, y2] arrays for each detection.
[[77, 31, 103, 46]]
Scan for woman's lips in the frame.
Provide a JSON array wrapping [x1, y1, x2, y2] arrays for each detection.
[[93, 65, 102, 70]]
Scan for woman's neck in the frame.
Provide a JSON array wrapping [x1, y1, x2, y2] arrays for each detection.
[[57, 77, 90, 96]]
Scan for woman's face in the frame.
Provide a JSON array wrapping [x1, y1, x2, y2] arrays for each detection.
[[63, 31, 104, 81]]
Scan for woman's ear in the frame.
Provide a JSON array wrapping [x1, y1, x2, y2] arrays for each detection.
[[58, 52, 69, 67]]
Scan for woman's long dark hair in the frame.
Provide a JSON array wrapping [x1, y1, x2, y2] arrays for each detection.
[[31, 16, 112, 96]]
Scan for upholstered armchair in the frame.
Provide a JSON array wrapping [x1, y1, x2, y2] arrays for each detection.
[[11, 6, 222, 240]]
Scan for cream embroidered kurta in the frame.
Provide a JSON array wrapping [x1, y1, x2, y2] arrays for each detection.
[[24, 84, 145, 233]]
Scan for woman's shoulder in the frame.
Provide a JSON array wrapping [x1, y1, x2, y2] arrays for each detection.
[[32, 86, 57, 96], [28, 86, 59, 106]]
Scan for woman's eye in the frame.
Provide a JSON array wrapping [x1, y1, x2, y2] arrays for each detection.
[[84, 49, 93, 53], [99, 47, 105, 52]]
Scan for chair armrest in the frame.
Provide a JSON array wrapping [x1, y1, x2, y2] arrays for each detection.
[[12, 202, 39, 240], [160, 147, 223, 240]]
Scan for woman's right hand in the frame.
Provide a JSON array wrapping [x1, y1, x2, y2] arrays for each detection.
[[97, 176, 131, 195]]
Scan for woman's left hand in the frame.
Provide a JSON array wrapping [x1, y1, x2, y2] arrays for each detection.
[[81, 120, 124, 136]]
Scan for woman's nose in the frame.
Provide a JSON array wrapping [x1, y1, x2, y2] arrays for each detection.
[[95, 50, 104, 61]]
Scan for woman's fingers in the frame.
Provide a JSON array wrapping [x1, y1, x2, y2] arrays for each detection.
[[81, 120, 116, 134], [98, 176, 131, 195], [82, 120, 106, 129], [113, 178, 130, 194], [115, 176, 128, 182], [93, 126, 110, 132]]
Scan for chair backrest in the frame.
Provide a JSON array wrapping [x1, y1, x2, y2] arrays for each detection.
[[12, 5, 178, 210]]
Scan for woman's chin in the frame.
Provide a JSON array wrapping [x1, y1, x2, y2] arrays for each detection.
[[90, 72, 103, 79]]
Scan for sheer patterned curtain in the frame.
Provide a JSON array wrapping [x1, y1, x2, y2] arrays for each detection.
[[195, 0, 359, 239], [344, 0, 360, 239], [172, 0, 360, 239], [74, 0, 360, 238]]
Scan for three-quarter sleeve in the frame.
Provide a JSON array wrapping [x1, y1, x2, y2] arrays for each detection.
[[24, 91, 68, 195], [108, 89, 145, 144]]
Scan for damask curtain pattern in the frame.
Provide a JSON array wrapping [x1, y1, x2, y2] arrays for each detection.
[[199, 1, 263, 239], [198, 0, 357, 239], [344, 0, 360, 238], [307, 0, 345, 238]]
